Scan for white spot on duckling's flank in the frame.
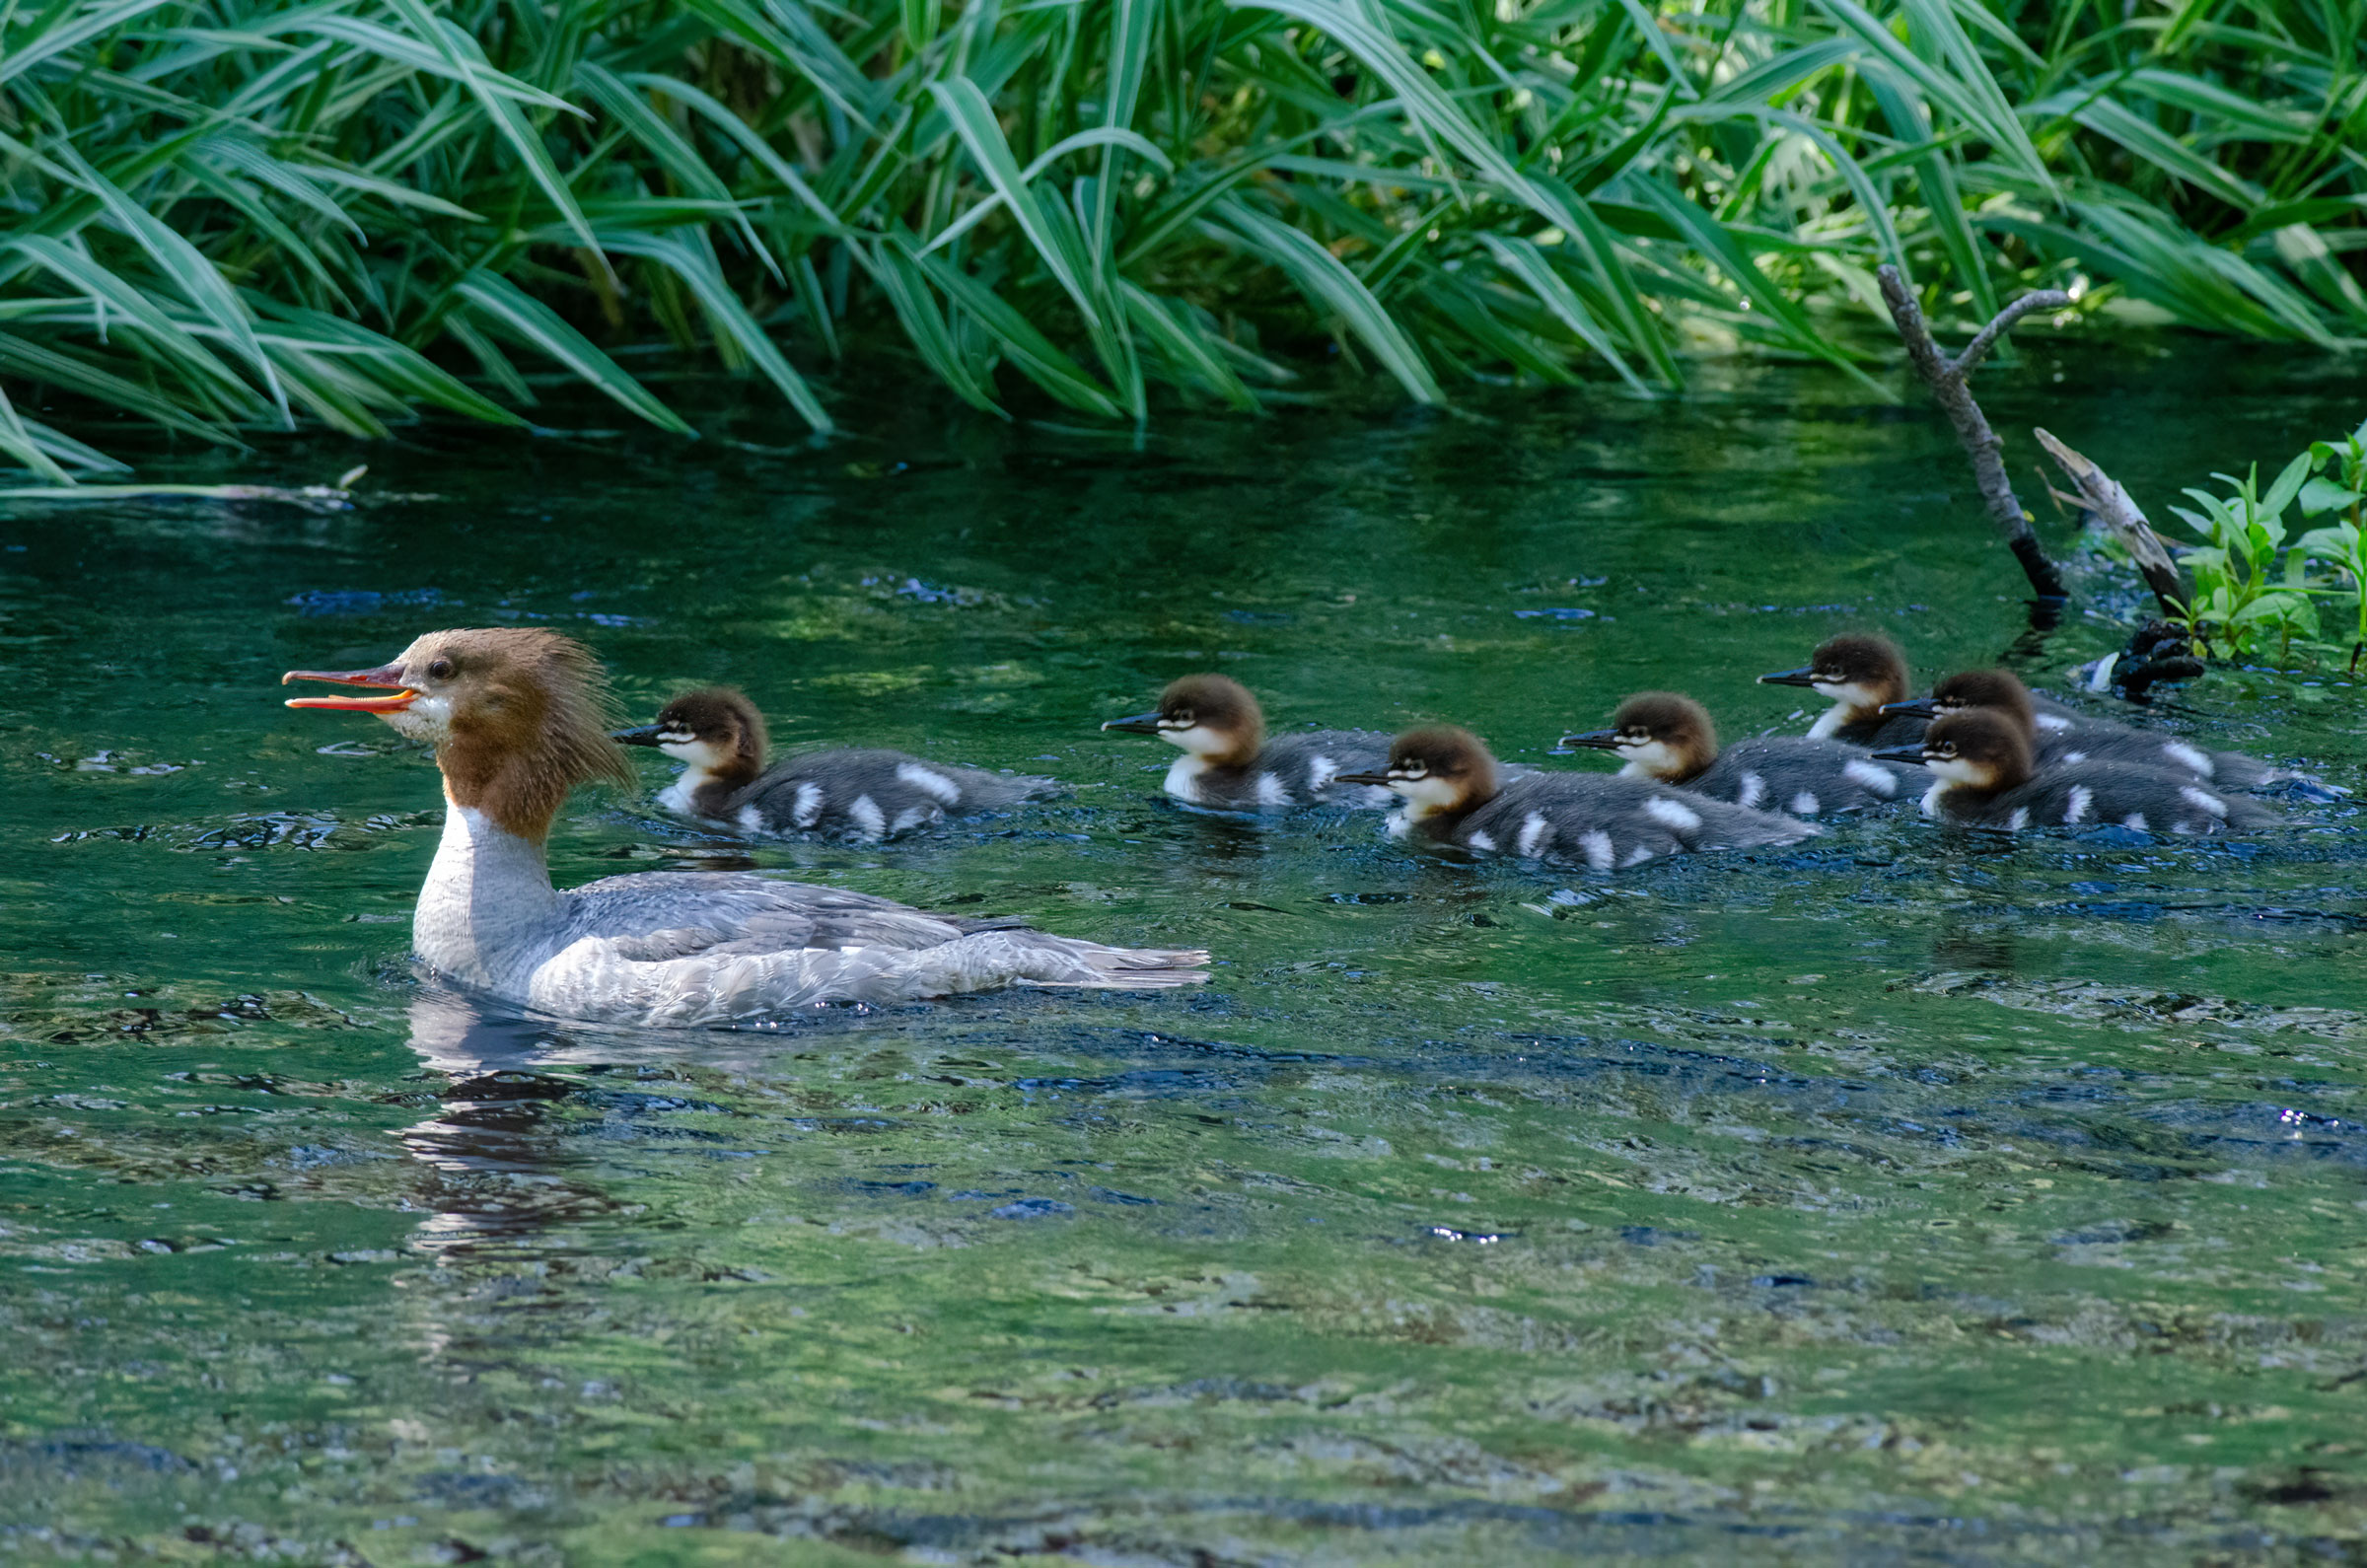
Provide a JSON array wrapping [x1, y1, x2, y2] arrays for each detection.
[[1620, 845, 1657, 868], [792, 781, 824, 828], [737, 805, 764, 833], [2063, 785, 2093, 824], [1843, 760, 1897, 797], [1255, 772, 1290, 807], [1580, 830, 1614, 871], [1788, 791, 1820, 817], [895, 762, 962, 804], [2036, 712, 2071, 732], [1307, 755, 1339, 792], [1465, 829, 1495, 852], [2005, 807, 2029, 831], [847, 795, 886, 839], [2123, 812, 2149, 831], [2165, 741, 2213, 778], [892, 806, 929, 833], [1643, 797, 1701, 833], [2180, 785, 2228, 820], [1737, 771, 1765, 809], [2062, 750, 2087, 763], [1516, 812, 1551, 858]]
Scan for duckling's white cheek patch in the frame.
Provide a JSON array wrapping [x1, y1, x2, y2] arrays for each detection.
[[1397, 776, 1460, 813], [1928, 757, 1980, 786], [1161, 723, 1223, 756], [661, 739, 727, 769]]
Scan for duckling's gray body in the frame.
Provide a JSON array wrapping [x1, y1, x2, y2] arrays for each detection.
[[2027, 710, 2279, 789], [1684, 738, 1915, 817], [679, 748, 1056, 842], [1917, 763, 2279, 834], [1164, 730, 1397, 812], [1415, 773, 1814, 869]]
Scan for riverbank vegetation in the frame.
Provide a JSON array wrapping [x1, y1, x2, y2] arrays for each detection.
[[2, 0, 2363, 476]]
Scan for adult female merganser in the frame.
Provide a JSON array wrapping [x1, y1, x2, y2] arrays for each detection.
[[1878, 668, 2291, 790], [1757, 634, 1929, 748], [1560, 691, 1913, 816], [1871, 710, 2280, 833], [283, 629, 1207, 1026], [613, 686, 1054, 843], [1100, 674, 1393, 810], [1333, 726, 1814, 868]]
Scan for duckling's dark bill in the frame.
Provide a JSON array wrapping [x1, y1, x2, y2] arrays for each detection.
[[1100, 711, 1165, 735], [1869, 745, 1929, 765], [1878, 698, 1939, 719], [282, 663, 416, 713], [610, 724, 670, 747], [1757, 665, 1819, 688], [1558, 729, 1623, 750], [1328, 771, 1392, 787]]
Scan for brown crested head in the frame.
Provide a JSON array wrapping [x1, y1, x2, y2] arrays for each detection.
[[285, 627, 632, 840], [1153, 673, 1265, 762], [1920, 708, 2034, 792], [1811, 634, 1909, 704], [1612, 691, 1717, 776], [653, 687, 767, 775], [1929, 668, 2038, 736], [1384, 724, 1501, 809]]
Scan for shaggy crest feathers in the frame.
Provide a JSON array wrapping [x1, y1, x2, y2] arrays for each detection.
[[418, 627, 635, 837], [1813, 634, 1909, 698]]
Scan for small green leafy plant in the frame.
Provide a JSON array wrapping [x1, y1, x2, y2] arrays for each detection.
[[2295, 423, 2367, 668], [2168, 455, 2320, 661]]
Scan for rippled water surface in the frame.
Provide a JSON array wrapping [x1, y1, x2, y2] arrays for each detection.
[[6, 349, 2367, 1564]]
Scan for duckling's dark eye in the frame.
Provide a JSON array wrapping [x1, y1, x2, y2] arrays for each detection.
[[427, 657, 456, 681], [1170, 710, 1193, 726]]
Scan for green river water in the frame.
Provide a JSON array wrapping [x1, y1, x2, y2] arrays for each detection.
[[4, 347, 2365, 1564]]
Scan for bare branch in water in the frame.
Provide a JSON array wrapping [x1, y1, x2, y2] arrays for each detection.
[[2033, 427, 2191, 619], [1877, 265, 2074, 609]]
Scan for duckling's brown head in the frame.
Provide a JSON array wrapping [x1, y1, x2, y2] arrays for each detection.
[[1926, 668, 2038, 736], [614, 686, 768, 784], [1761, 634, 1909, 717], [1337, 725, 1501, 820], [1101, 673, 1264, 765], [1561, 691, 1717, 781], [1909, 709, 2033, 793], [284, 627, 633, 839]]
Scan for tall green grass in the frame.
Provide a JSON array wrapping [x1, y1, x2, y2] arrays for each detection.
[[2, 0, 2361, 477]]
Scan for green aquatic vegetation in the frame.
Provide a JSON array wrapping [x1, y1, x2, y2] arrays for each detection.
[[2166, 420, 2367, 666], [2, 0, 2366, 476], [2296, 424, 2367, 665]]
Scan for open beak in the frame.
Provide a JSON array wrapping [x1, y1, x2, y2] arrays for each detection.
[[1100, 711, 1165, 736], [1757, 665, 1821, 688], [281, 661, 416, 713], [610, 724, 669, 748], [1330, 771, 1395, 788], [1869, 745, 1929, 766], [1558, 728, 1624, 751], [1879, 698, 1939, 720]]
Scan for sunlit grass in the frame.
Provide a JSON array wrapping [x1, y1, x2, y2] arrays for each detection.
[[1, 0, 2361, 476]]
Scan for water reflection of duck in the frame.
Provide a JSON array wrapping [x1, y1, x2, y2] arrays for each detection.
[[1872, 710, 2281, 833], [283, 628, 1207, 1025], [1879, 667, 2299, 791], [1100, 674, 1395, 811], [1560, 692, 1913, 817], [1335, 725, 1815, 868], [612, 686, 1054, 843]]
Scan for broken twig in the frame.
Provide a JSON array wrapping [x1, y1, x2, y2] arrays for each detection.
[[2032, 428, 2190, 619], [1876, 265, 2073, 608]]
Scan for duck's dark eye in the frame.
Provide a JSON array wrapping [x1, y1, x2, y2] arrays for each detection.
[[427, 657, 456, 681], [1169, 710, 1193, 726]]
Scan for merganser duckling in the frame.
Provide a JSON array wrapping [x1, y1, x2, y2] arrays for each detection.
[[1101, 674, 1394, 811], [1560, 691, 1913, 817], [1871, 710, 2280, 834], [283, 629, 1207, 1026], [1878, 668, 2293, 791], [1332, 726, 1814, 868], [613, 687, 1054, 843], [1757, 634, 1929, 748]]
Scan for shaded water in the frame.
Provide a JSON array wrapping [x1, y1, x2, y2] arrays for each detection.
[[5, 347, 2366, 1564]]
